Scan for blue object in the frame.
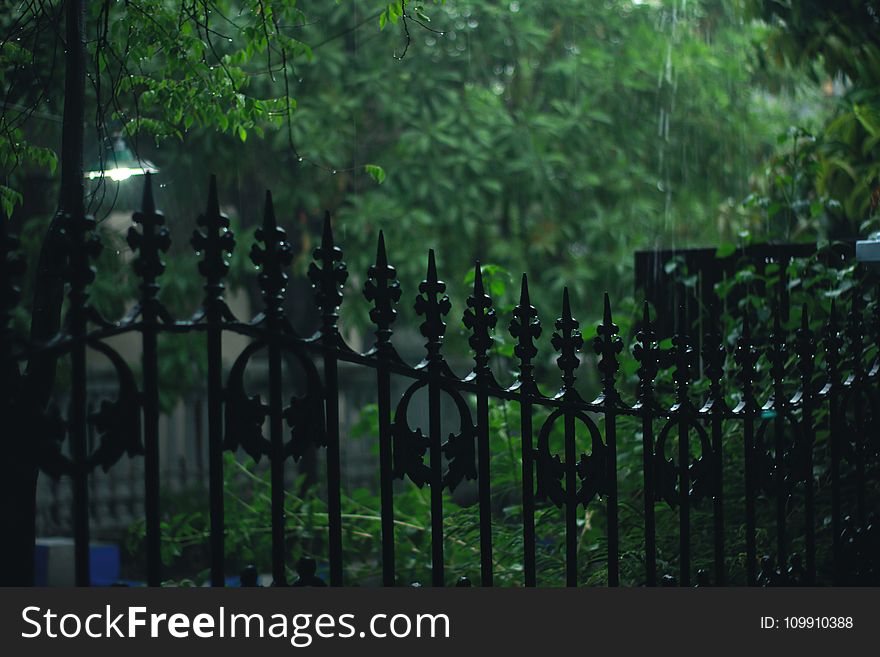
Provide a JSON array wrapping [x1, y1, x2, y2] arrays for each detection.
[[34, 539, 120, 586]]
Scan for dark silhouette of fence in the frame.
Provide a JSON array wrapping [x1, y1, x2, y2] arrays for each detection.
[[2, 175, 878, 587]]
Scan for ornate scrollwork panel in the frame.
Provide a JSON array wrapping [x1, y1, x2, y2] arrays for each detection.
[[87, 339, 143, 472], [225, 339, 327, 463], [390, 378, 476, 491], [654, 417, 713, 508], [755, 411, 804, 499], [534, 408, 607, 508]]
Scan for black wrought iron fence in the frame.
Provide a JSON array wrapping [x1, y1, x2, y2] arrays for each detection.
[[1, 175, 878, 587]]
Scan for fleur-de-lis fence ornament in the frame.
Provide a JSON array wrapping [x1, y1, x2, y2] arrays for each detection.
[[250, 191, 293, 323], [593, 293, 623, 405], [308, 212, 348, 340], [463, 263, 498, 385], [552, 288, 582, 395], [634, 301, 661, 411], [363, 231, 402, 359], [735, 310, 760, 413], [414, 249, 451, 366], [127, 173, 172, 321], [509, 274, 542, 393], [191, 175, 236, 320], [700, 302, 728, 416]]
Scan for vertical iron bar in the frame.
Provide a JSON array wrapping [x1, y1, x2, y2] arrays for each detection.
[[132, 176, 165, 587], [310, 215, 345, 587], [71, 316, 89, 586], [377, 364, 395, 586], [67, 210, 97, 587], [554, 287, 583, 588], [477, 390, 493, 586], [711, 415, 724, 585], [671, 300, 692, 587], [830, 380, 841, 584], [595, 294, 622, 587], [774, 409, 786, 569], [846, 287, 867, 526], [678, 419, 689, 586], [855, 434, 865, 524], [510, 274, 540, 587], [803, 407, 815, 584], [412, 249, 449, 587], [429, 371, 445, 587], [269, 339, 286, 585], [771, 304, 787, 572], [192, 177, 233, 587], [206, 315, 224, 586], [253, 191, 295, 587], [364, 232, 399, 587], [63, 0, 88, 586], [466, 263, 496, 587], [635, 301, 658, 586], [606, 409, 618, 586], [564, 409, 577, 587], [142, 309, 161, 586], [744, 416, 756, 585], [520, 399, 536, 586], [324, 346, 343, 586], [736, 310, 758, 586], [703, 302, 728, 585], [825, 302, 842, 584], [642, 414, 656, 586], [204, 183, 226, 588]]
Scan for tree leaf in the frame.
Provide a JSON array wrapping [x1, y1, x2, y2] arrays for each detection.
[[364, 164, 386, 184]]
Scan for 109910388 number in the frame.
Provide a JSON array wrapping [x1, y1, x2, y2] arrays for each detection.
[[783, 617, 853, 629]]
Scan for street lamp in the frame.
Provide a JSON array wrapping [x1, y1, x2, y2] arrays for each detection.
[[84, 132, 158, 182]]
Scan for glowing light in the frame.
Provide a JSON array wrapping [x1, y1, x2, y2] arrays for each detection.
[[86, 164, 156, 181], [109, 167, 133, 182], [84, 133, 159, 182]]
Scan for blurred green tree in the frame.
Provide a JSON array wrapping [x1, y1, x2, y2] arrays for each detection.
[[746, 0, 880, 237]]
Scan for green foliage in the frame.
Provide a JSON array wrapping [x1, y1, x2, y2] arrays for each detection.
[[242, 0, 814, 338], [364, 164, 386, 184], [746, 0, 880, 235], [1, 1, 426, 215], [741, 126, 841, 241]]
